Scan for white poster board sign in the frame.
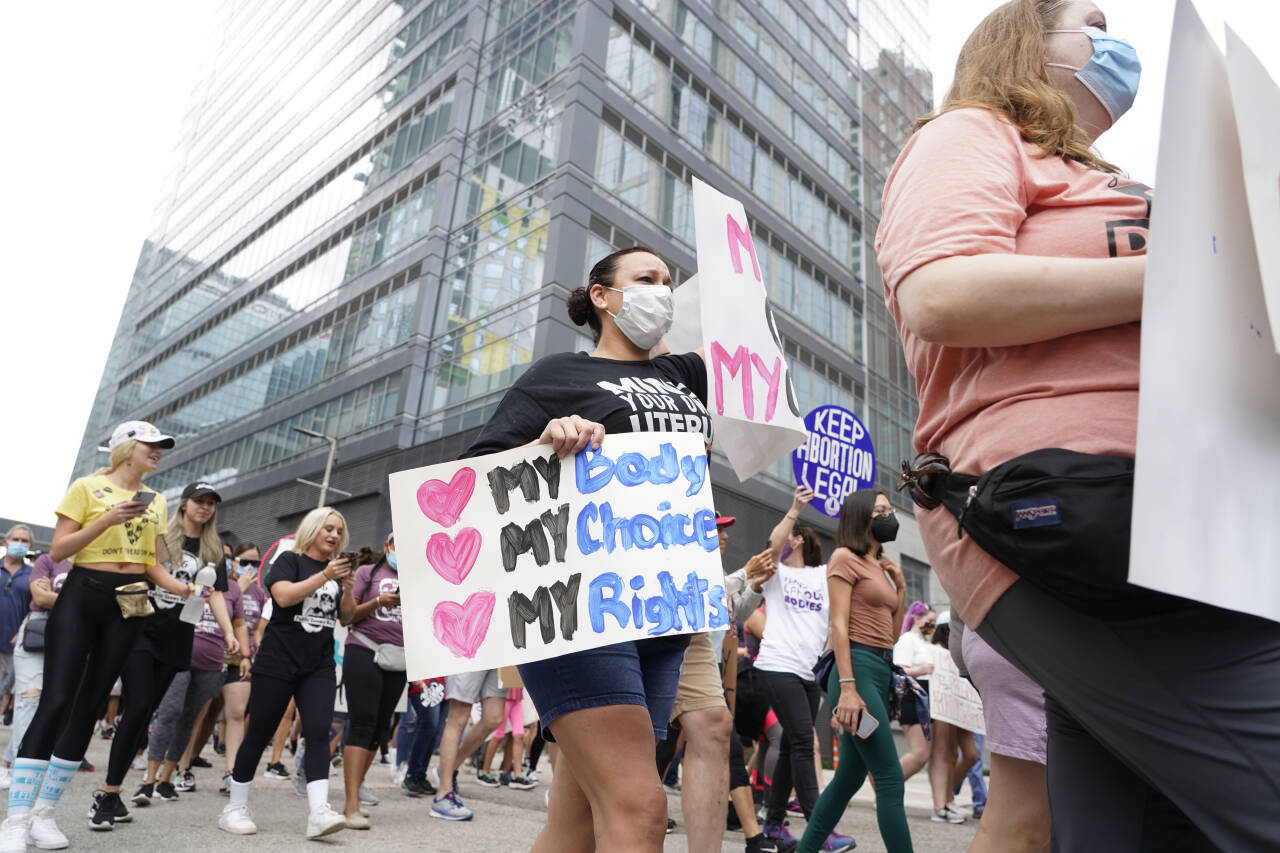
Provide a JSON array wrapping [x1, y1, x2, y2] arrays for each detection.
[[1130, 0, 1280, 621], [1224, 27, 1280, 354], [388, 433, 729, 680], [929, 646, 985, 736], [691, 177, 808, 480]]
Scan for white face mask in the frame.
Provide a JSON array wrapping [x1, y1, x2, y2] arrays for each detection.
[[605, 284, 674, 350]]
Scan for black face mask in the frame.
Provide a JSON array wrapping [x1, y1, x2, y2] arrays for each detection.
[[871, 514, 899, 543]]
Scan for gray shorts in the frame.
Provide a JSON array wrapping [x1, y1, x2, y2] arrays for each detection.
[[445, 669, 504, 704]]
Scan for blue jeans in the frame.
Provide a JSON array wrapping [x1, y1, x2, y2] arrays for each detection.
[[956, 733, 988, 812], [397, 692, 442, 775]]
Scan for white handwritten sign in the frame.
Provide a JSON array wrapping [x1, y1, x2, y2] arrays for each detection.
[[691, 177, 808, 480], [1130, 0, 1280, 621], [388, 433, 729, 679], [929, 646, 985, 736]]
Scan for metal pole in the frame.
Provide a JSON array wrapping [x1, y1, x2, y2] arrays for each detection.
[[318, 437, 338, 508]]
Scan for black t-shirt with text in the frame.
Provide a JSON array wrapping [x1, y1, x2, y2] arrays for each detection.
[[256, 551, 340, 679], [140, 535, 228, 669], [466, 351, 712, 456]]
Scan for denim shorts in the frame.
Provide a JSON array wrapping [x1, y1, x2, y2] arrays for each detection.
[[517, 634, 690, 742]]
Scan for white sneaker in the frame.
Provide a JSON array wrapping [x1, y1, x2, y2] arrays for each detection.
[[306, 804, 346, 839], [0, 766, 10, 790], [427, 765, 439, 790], [390, 762, 407, 786], [358, 784, 378, 806], [28, 805, 68, 850], [0, 816, 29, 853], [131, 755, 146, 772], [218, 804, 258, 835]]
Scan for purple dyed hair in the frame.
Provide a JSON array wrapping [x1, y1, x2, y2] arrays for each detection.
[[901, 600, 931, 635]]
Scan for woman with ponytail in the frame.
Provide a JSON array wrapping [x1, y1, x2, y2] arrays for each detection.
[[0, 422, 194, 851], [460, 247, 712, 851]]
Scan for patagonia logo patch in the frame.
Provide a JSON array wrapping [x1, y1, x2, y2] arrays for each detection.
[[1011, 499, 1061, 529]]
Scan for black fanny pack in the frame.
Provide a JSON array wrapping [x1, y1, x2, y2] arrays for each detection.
[[898, 448, 1170, 614]]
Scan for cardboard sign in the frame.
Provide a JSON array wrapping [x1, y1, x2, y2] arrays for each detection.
[[388, 433, 729, 680], [691, 177, 808, 480], [1130, 0, 1280, 621], [792, 405, 876, 517], [929, 645, 985, 736]]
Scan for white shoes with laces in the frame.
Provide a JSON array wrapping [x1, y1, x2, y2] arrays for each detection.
[[0, 816, 29, 853], [218, 804, 258, 835], [28, 805, 69, 849], [306, 803, 346, 839]]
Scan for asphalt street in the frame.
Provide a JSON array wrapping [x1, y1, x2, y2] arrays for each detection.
[[0, 728, 978, 852]]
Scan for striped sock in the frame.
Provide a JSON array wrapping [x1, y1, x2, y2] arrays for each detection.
[[6, 758, 49, 818], [32, 755, 79, 811]]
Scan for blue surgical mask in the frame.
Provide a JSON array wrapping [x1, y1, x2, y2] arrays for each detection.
[[4, 542, 28, 560], [386, 550, 397, 570], [1047, 26, 1141, 123]]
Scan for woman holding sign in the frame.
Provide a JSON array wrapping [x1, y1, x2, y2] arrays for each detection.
[[878, 1, 1280, 849], [799, 489, 910, 853], [754, 486, 854, 853], [217, 507, 354, 840], [463, 247, 713, 852]]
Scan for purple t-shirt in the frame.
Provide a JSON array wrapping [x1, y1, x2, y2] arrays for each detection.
[[191, 581, 243, 671], [29, 554, 72, 613], [345, 561, 402, 647], [241, 582, 266, 654]]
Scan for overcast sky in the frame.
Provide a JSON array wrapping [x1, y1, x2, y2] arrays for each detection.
[[0, 0, 1276, 530]]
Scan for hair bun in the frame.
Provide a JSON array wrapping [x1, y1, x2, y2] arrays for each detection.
[[566, 287, 593, 326]]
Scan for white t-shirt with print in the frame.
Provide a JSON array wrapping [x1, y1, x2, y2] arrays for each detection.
[[753, 563, 828, 681], [893, 630, 935, 682]]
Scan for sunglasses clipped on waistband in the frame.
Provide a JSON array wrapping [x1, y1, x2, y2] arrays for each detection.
[[897, 452, 952, 510]]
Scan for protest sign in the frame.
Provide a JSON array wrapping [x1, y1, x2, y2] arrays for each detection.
[[1224, 26, 1280, 355], [929, 645, 984, 736], [388, 432, 730, 680], [691, 177, 808, 480], [792, 405, 875, 517], [664, 274, 702, 355], [1130, 0, 1280, 621]]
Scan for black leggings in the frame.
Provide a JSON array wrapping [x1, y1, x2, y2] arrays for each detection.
[[106, 648, 182, 785], [20, 568, 146, 762], [728, 725, 750, 790], [233, 667, 335, 784], [527, 726, 546, 769], [760, 668, 822, 824], [341, 645, 405, 750]]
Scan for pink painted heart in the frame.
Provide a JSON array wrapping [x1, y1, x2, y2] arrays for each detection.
[[416, 467, 476, 527], [425, 528, 482, 585], [432, 591, 496, 659]]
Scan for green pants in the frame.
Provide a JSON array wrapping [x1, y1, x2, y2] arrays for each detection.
[[798, 648, 914, 853]]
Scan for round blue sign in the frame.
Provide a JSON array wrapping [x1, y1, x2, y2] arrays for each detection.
[[791, 405, 876, 518]]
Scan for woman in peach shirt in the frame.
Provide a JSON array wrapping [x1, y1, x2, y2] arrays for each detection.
[[877, 1, 1280, 850]]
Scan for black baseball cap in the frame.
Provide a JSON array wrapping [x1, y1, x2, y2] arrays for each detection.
[[182, 482, 223, 502]]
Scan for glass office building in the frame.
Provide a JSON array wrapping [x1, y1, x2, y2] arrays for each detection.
[[74, 0, 937, 599]]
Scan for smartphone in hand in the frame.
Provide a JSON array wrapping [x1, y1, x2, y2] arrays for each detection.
[[133, 491, 157, 506], [855, 710, 880, 740]]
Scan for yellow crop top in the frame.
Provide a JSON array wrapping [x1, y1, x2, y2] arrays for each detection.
[[54, 474, 168, 568]]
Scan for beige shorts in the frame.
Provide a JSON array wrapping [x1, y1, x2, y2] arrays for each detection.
[[670, 632, 727, 722]]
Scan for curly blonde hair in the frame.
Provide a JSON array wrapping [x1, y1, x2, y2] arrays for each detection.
[[920, 0, 1118, 173]]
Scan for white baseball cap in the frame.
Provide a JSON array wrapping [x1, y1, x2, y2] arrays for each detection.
[[109, 421, 176, 450]]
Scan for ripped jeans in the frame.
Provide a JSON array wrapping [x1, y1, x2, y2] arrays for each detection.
[[3, 620, 45, 765]]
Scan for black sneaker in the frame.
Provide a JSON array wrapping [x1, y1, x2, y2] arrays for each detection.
[[667, 818, 677, 834], [403, 772, 431, 798], [264, 761, 290, 779], [746, 832, 797, 853], [154, 781, 179, 802], [131, 783, 154, 807], [190, 755, 213, 769], [88, 790, 129, 830]]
